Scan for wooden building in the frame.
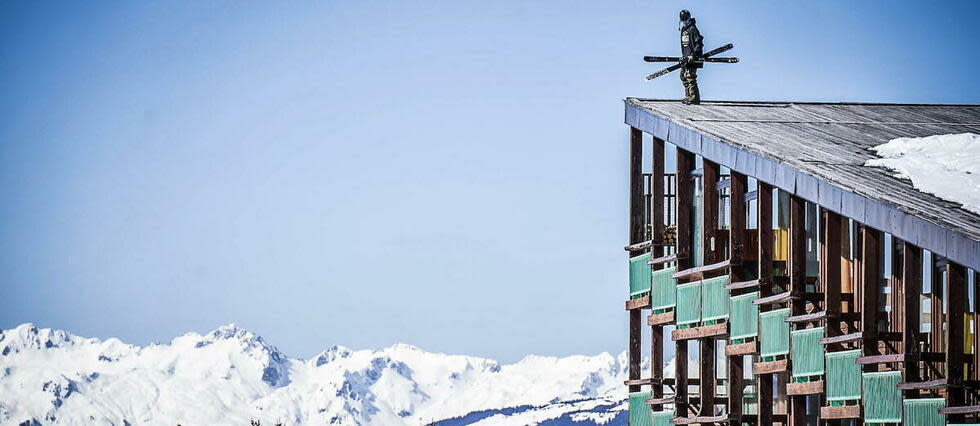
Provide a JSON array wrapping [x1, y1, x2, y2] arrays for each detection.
[[622, 99, 980, 425]]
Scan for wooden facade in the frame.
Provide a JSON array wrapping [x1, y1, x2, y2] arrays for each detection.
[[624, 100, 980, 425]]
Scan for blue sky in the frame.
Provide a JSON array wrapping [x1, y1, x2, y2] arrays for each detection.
[[2, 1, 979, 363]]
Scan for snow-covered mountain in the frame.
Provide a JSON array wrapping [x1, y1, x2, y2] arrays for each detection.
[[0, 324, 639, 426]]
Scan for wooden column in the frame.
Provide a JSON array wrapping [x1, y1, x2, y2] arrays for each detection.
[[727, 171, 747, 424], [675, 148, 696, 417], [788, 195, 807, 426], [756, 182, 774, 426], [822, 210, 843, 349], [627, 127, 643, 393], [902, 242, 922, 397], [699, 160, 721, 417], [860, 226, 881, 365], [947, 262, 967, 420], [651, 136, 666, 404]]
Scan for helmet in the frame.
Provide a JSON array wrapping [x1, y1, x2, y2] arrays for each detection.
[[679, 10, 691, 22]]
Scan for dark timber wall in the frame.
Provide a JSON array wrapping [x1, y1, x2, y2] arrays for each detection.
[[623, 101, 980, 425]]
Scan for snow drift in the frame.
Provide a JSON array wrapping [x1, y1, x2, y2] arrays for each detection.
[[865, 133, 980, 215]]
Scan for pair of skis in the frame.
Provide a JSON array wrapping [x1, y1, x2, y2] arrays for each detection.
[[643, 43, 737, 80]]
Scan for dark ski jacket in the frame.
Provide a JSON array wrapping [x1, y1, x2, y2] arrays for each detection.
[[680, 18, 704, 69]]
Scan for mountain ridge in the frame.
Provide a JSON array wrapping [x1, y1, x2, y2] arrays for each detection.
[[0, 323, 636, 425]]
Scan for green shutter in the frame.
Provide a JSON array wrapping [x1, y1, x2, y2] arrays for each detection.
[[759, 308, 791, 358], [700, 275, 730, 323], [791, 327, 825, 378], [729, 292, 760, 341], [629, 391, 653, 426], [651, 266, 678, 311], [630, 253, 652, 299], [862, 371, 902, 423], [903, 398, 945, 426], [826, 350, 862, 402], [651, 409, 673, 426], [676, 281, 702, 327]]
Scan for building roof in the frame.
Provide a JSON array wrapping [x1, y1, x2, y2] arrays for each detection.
[[625, 98, 980, 271]]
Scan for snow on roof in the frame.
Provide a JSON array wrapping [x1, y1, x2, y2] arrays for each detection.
[[865, 133, 980, 215], [625, 99, 980, 271]]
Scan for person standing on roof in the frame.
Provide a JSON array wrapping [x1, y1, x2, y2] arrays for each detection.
[[679, 9, 703, 105]]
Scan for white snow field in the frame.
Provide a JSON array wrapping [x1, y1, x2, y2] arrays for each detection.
[[864, 133, 980, 215], [0, 324, 650, 426]]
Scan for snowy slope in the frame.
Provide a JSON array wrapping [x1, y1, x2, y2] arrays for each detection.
[[0, 324, 647, 426], [865, 133, 980, 215]]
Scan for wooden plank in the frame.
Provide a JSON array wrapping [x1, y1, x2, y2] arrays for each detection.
[[649, 253, 679, 265], [671, 259, 733, 279], [648, 311, 675, 326], [820, 331, 864, 345], [784, 310, 828, 323], [752, 290, 792, 306], [725, 278, 760, 290], [786, 380, 824, 395], [856, 352, 945, 365], [896, 377, 951, 390], [648, 395, 679, 405], [625, 296, 651, 310], [820, 405, 861, 419], [672, 323, 728, 341], [940, 405, 980, 415], [725, 340, 757, 356], [753, 359, 789, 374], [624, 378, 654, 386]]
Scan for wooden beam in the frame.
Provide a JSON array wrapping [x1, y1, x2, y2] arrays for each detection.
[[940, 405, 980, 415], [674, 147, 696, 417], [896, 377, 952, 390], [902, 242, 922, 397], [725, 278, 761, 290], [672, 323, 728, 340], [651, 136, 666, 408], [787, 195, 807, 426], [629, 309, 641, 392], [652, 323, 665, 406], [822, 210, 843, 350], [753, 359, 789, 374], [648, 311, 675, 326], [948, 262, 968, 421], [786, 380, 824, 395], [820, 405, 861, 419], [725, 341, 757, 356], [860, 225, 881, 367], [624, 296, 651, 310], [755, 182, 774, 426], [671, 259, 733, 280], [726, 171, 747, 425], [627, 128, 643, 393], [629, 127, 644, 246]]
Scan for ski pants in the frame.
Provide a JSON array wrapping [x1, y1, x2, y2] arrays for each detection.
[[680, 67, 700, 104]]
